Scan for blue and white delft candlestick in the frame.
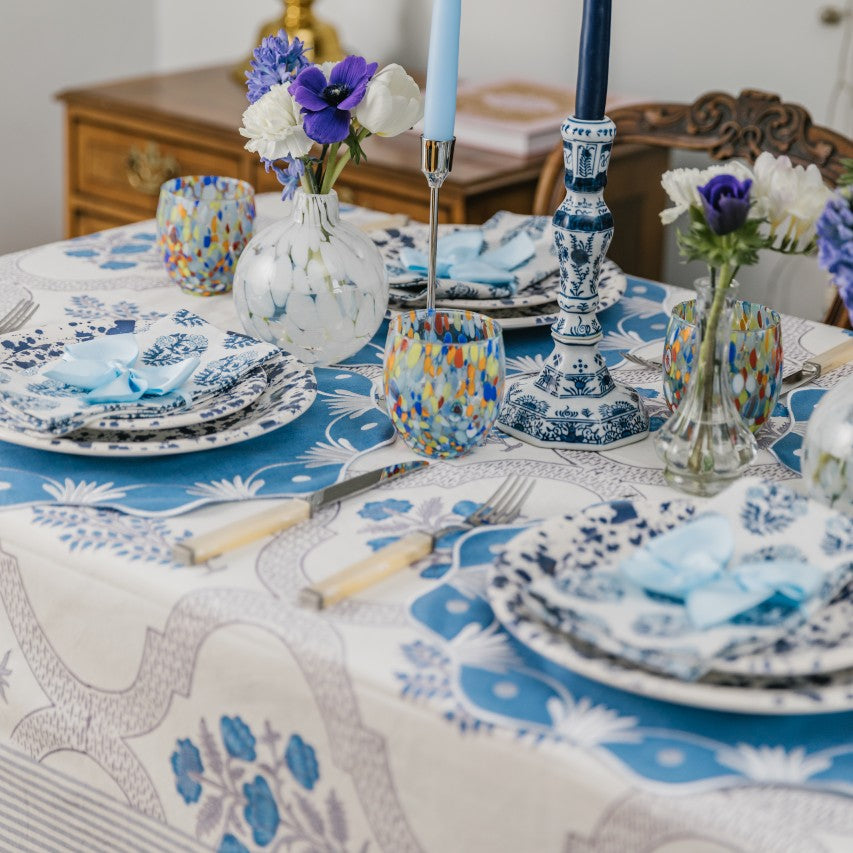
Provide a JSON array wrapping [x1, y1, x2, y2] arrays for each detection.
[[497, 114, 649, 449]]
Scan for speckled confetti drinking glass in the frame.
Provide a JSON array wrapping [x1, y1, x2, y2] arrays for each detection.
[[663, 298, 783, 432], [384, 309, 505, 458], [156, 175, 255, 296]]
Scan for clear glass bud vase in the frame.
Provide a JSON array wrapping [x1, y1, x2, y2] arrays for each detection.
[[655, 276, 756, 495]]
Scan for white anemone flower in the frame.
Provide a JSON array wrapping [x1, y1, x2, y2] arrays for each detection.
[[240, 83, 312, 161], [355, 64, 424, 137], [659, 162, 753, 224]]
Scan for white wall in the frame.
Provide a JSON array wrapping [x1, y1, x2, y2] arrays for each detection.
[[2, 0, 851, 318], [0, 1, 155, 254]]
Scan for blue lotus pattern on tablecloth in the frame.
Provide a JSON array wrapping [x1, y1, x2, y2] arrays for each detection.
[[398, 520, 853, 793], [0, 363, 393, 518], [63, 229, 161, 272], [170, 716, 364, 851], [64, 295, 166, 325]]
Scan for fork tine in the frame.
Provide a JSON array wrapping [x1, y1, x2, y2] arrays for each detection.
[[472, 475, 532, 526], [0, 299, 36, 335], [466, 475, 520, 525], [489, 479, 534, 526], [0, 299, 28, 334], [15, 301, 38, 330]]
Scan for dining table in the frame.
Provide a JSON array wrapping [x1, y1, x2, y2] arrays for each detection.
[[0, 194, 851, 853]]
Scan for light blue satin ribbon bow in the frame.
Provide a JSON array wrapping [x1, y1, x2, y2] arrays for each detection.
[[399, 230, 536, 286], [43, 334, 200, 404], [620, 514, 822, 630]]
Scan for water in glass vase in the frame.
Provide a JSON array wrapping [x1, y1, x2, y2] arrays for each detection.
[[655, 277, 756, 496]]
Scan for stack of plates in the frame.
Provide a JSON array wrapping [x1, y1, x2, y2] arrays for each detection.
[[373, 211, 627, 329], [488, 483, 853, 714], [0, 320, 317, 457]]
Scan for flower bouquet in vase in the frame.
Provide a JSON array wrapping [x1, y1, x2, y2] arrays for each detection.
[[656, 153, 832, 495], [233, 31, 424, 365]]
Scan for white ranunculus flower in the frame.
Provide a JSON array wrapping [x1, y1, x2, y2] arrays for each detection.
[[751, 152, 832, 248], [751, 152, 799, 226], [239, 83, 312, 161], [659, 162, 753, 224], [355, 64, 424, 137]]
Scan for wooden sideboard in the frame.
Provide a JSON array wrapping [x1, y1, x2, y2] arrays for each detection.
[[57, 65, 666, 280]]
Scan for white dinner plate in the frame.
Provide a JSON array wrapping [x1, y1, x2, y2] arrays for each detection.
[[488, 498, 853, 714]]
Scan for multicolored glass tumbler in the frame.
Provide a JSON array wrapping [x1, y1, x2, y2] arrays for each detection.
[[662, 297, 782, 433], [384, 309, 505, 458], [156, 175, 255, 296]]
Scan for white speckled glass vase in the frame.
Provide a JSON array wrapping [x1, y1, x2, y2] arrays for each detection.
[[233, 189, 389, 366]]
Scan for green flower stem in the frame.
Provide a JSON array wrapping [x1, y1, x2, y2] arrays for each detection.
[[687, 259, 735, 474], [320, 129, 370, 194]]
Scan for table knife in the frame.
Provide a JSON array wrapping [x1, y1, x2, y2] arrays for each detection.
[[780, 338, 853, 398], [172, 460, 428, 565]]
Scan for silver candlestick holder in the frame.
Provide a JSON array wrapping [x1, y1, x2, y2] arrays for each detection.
[[421, 136, 455, 310], [497, 114, 648, 449]]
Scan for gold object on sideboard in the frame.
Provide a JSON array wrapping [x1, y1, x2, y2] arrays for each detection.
[[125, 143, 180, 196], [231, 0, 344, 86]]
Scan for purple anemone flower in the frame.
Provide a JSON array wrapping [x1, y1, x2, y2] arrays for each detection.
[[290, 55, 378, 144], [697, 174, 752, 236], [245, 30, 309, 104], [817, 193, 853, 321]]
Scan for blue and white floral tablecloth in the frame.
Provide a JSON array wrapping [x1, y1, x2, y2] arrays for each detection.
[[0, 200, 852, 852]]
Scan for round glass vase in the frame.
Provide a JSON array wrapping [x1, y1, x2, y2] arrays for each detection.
[[232, 189, 389, 366], [654, 277, 757, 496]]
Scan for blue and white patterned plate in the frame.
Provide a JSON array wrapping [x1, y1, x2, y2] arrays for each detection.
[[0, 311, 281, 435], [82, 366, 268, 432], [0, 351, 316, 457], [488, 485, 853, 713]]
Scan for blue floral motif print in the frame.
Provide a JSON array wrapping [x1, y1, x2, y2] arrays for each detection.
[[217, 834, 250, 853], [63, 295, 164, 325], [221, 715, 257, 761], [141, 333, 208, 366], [822, 514, 853, 555], [243, 775, 280, 846], [171, 715, 366, 850], [62, 229, 160, 271], [172, 308, 208, 327], [223, 331, 258, 349], [357, 498, 413, 520], [170, 739, 203, 804], [741, 482, 808, 534], [284, 734, 319, 790]]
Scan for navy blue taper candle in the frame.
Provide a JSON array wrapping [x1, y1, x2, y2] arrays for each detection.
[[575, 0, 612, 120]]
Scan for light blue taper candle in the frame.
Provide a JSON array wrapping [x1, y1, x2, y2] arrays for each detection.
[[423, 0, 462, 141]]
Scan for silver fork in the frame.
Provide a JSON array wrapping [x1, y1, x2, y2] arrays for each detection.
[[0, 298, 38, 335], [300, 474, 534, 609]]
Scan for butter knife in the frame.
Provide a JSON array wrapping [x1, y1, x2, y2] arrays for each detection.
[[172, 460, 428, 565], [780, 338, 853, 397]]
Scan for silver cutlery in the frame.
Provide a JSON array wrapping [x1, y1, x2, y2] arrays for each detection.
[[779, 338, 853, 396], [0, 298, 38, 334], [299, 474, 534, 610], [173, 460, 429, 565], [621, 338, 853, 398]]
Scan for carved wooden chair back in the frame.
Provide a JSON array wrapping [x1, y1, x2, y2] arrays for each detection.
[[533, 89, 853, 328]]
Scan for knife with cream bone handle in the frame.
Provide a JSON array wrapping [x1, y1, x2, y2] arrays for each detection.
[[780, 338, 853, 397], [172, 461, 428, 565]]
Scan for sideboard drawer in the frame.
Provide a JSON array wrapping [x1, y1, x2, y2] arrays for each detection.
[[72, 120, 241, 216]]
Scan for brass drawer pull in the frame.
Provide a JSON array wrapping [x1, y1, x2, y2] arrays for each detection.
[[125, 143, 180, 195]]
